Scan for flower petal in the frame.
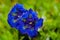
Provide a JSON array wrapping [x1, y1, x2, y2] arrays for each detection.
[[29, 9, 38, 20], [29, 9, 37, 17], [10, 4, 25, 14], [34, 18, 43, 30], [15, 4, 26, 13], [8, 3, 26, 28], [15, 4, 23, 9], [26, 28, 38, 37], [16, 20, 26, 34], [22, 13, 28, 19], [8, 14, 17, 27]]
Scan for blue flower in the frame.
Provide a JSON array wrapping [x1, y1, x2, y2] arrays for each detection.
[[8, 4, 43, 38], [19, 9, 43, 37], [8, 4, 27, 27]]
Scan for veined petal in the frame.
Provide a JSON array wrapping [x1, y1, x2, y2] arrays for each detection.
[[26, 28, 38, 37], [29, 9, 37, 16], [22, 13, 28, 19], [8, 3, 26, 27], [16, 26, 26, 34], [8, 13, 17, 27], [15, 4, 24, 9], [10, 7, 16, 13], [8, 13, 21, 28], [10, 3, 25, 14], [15, 4, 26, 13], [29, 8, 33, 12], [8, 19, 17, 28], [29, 9, 38, 20], [16, 21, 26, 34], [34, 18, 43, 30]]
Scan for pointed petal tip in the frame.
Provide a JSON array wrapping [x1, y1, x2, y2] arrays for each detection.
[[39, 18, 43, 21], [29, 8, 33, 12], [34, 18, 43, 30]]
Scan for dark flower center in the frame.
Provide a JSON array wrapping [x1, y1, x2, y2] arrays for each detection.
[[22, 15, 36, 29]]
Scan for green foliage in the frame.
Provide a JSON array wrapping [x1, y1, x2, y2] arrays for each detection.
[[0, 0, 60, 40]]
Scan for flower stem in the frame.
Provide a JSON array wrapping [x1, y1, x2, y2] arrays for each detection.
[[23, 35, 29, 40], [18, 31, 20, 40]]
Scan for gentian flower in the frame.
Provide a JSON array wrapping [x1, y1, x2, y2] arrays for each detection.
[[8, 4, 27, 27], [8, 4, 43, 38]]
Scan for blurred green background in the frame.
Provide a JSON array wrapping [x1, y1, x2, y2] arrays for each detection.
[[0, 0, 60, 40]]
